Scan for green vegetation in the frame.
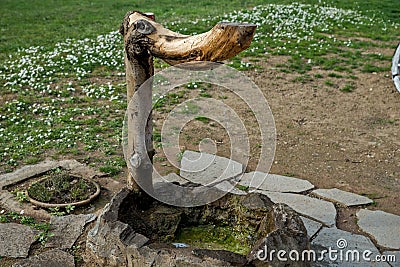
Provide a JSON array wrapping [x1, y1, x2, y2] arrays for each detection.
[[12, 189, 28, 202], [48, 207, 67, 216], [236, 185, 249, 191], [0, 0, 398, 60], [27, 168, 97, 203], [340, 82, 356, 92], [153, 91, 186, 111], [0, 211, 53, 245], [324, 80, 337, 88], [174, 224, 252, 255], [99, 157, 126, 176], [194, 116, 210, 124], [0, 0, 398, 172]]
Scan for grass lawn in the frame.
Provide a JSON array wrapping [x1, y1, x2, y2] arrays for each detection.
[[0, 0, 399, 176], [0, 0, 399, 58]]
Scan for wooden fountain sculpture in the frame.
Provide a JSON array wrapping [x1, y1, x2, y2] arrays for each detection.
[[88, 17, 310, 264], [119, 11, 257, 191]]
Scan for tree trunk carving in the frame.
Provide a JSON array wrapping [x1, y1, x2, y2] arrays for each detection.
[[120, 11, 256, 190]]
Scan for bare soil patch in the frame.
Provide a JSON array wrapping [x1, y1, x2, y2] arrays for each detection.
[[253, 58, 399, 216]]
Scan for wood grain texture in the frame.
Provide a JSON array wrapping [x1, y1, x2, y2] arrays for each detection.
[[121, 11, 256, 190]]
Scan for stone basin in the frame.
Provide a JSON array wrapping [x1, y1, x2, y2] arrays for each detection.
[[86, 187, 310, 267]]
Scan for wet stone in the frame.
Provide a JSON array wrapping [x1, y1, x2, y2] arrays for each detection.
[[0, 223, 37, 258], [312, 188, 373, 207]]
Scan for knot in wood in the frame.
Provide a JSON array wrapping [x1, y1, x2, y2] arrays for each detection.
[[134, 19, 156, 35]]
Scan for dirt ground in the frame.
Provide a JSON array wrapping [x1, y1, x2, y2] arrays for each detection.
[[255, 56, 400, 216], [152, 46, 400, 216]]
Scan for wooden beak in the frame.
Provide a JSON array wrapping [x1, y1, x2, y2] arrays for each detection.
[[121, 11, 257, 65]]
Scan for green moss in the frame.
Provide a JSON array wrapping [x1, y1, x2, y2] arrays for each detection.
[[194, 116, 210, 124], [174, 224, 251, 255]]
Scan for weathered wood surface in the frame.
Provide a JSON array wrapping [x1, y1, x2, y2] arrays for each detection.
[[120, 11, 257, 190], [121, 12, 257, 65]]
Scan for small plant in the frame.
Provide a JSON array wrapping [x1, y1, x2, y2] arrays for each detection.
[[328, 72, 343, 78], [0, 212, 53, 246], [12, 189, 28, 203], [35, 231, 55, 245], [199, 92, 212, 98], [180, 102, 200, 115], [324, 80, 336, 87], [8, 212, 22, 221], [153, 131, 162, 142], [48, 207, 65, 216], [33, 222, 51, 232], [65, 204, 75, 214], [99, 165, 121, 176], [153, 91, 186, 111], [236, 185, 249, 191], [292, 74, 313, 83], [71, 179, 89, 201], [340, 83, 356, 92], [195, 116, 210, 124], [28, 182, 52, 202], [0, 215, 9, 223], [362, 64, 387, 73], [71, 245, 83, 263], [20, 216, 35, 225], [228, 57, 255, 71], [176, 151, 184, 162]]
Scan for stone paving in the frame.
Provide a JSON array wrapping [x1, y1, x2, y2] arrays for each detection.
[[180, 150, 244, 186], [178, 151, 400, 267], [12, 249, 75, 267], [357, 209, 400, 249], [45, 214, 97, 249], [0, 155, 399, 266], [311, 228, 391, 267], [261, 191, 337, 227], [0, 160, 100, 266], [312, 188, 373, 207], [239, 171, 314, 193], [0, 223, 38, 258]]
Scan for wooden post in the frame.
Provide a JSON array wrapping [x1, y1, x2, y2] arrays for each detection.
[[120, 11, 257, 191]]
